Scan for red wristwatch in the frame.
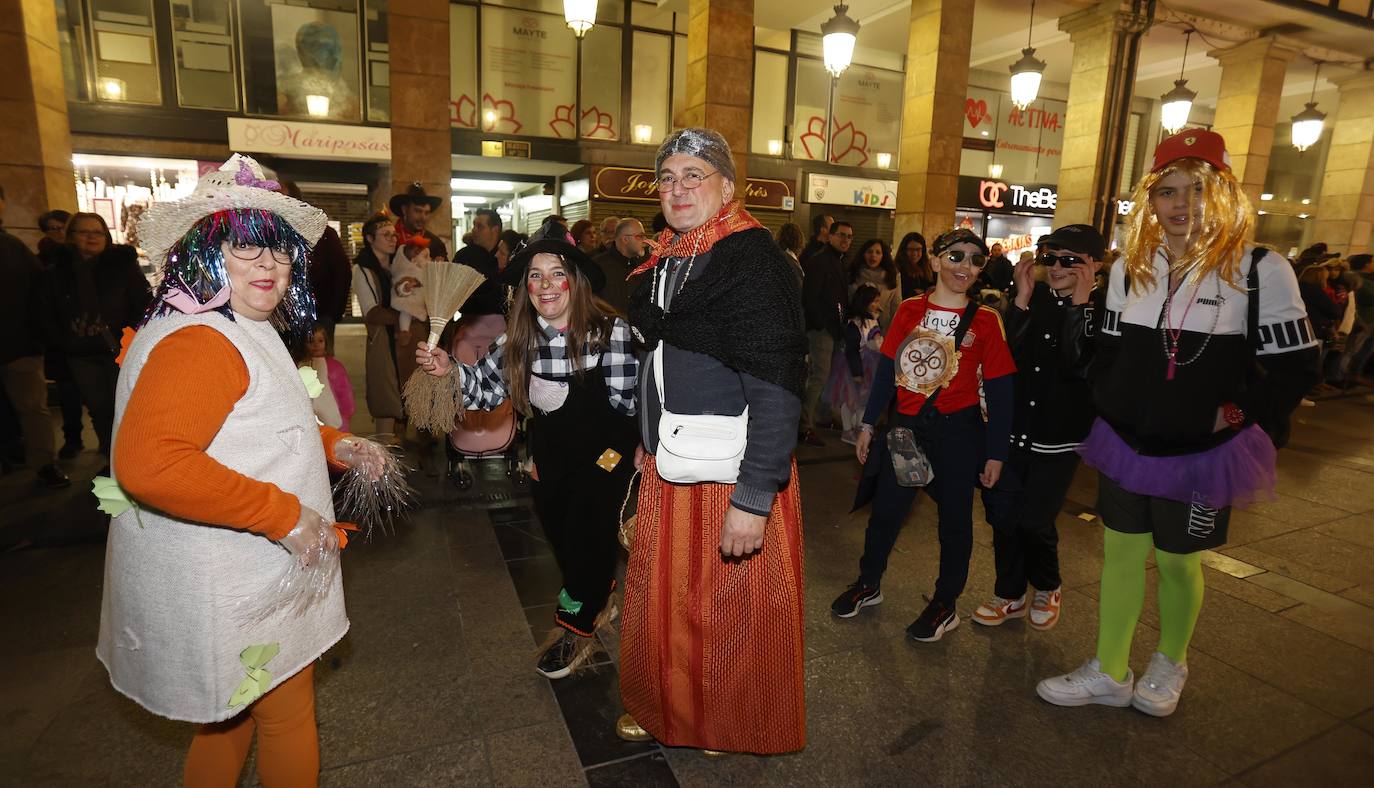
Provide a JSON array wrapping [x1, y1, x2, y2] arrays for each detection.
[[1221, 402, 1245, 429]]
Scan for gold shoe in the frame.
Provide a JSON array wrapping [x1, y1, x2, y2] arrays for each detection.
[[615, 713, 653, 742]]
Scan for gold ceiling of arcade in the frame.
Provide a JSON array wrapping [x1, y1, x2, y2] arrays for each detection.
[[654, 0, 1373, 116]]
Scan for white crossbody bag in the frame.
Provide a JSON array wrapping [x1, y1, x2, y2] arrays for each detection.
[[651, 260, 749, 484]]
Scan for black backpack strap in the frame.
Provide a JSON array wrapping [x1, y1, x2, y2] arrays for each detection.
[[1247, 247, 1265, 352]]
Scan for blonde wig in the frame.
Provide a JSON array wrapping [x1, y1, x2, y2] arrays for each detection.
[[1121, 157, 1253, 295]]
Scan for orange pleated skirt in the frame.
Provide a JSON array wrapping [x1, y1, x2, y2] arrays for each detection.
[[620, 456, 806, 754]]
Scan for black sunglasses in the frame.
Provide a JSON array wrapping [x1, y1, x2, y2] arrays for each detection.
[[1037, 251, 1085, 267], [942, 250, 988, 269]]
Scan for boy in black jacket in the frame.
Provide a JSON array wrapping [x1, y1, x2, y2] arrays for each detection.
[[973, 225, 1105, 631]]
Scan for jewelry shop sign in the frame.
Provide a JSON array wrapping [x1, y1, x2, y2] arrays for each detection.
[[591, 166, 795, 210], [227, 118, 392, 162], [805, 173, 897, 210]]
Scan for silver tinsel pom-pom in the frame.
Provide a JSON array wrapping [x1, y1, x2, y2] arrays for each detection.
[[332, 438, 416, 538]]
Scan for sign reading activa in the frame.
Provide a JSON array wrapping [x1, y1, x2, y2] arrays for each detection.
[[227, 117, 391, 162], [591, 166, 795, 210], [957, 175, 1058, 216], [805, 173, 898, 210]]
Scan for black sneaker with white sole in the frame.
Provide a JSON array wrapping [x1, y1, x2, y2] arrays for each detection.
[[535, 631, 581, 679], [831, 581, 883, 618], [907, 597, 959, 642]]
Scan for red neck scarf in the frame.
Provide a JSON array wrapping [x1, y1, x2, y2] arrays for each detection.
[[394, 219, 430, 250], [629, 200, 763, 277]]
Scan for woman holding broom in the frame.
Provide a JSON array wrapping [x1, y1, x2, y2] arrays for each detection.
[[415, 217, 639, 679]]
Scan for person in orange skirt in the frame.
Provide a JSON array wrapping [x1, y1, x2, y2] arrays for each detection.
[[618, 128, 809, 755]]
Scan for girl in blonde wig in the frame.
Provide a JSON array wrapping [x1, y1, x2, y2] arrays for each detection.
[[1036, 130, 1319, 717]]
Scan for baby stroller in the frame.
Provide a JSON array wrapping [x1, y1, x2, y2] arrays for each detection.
[[446, 313, 526, 490]]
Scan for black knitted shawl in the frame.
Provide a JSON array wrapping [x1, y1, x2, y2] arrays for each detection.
[[627, 226, 807, 397]]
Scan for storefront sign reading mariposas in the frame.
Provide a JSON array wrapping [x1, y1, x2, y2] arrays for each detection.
[[227, 118, 391, 162], [591, 167, 795, 210], [806, 173, 897, 210]]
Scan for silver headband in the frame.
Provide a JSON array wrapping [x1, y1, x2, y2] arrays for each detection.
[[654, 128, 736, 184]]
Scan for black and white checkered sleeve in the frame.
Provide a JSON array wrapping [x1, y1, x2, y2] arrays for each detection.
[[458, 334, 510, 410], [602, 318, 639, 416]]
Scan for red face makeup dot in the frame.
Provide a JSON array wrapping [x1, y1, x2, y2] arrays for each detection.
[[559, 279, 570, 291]]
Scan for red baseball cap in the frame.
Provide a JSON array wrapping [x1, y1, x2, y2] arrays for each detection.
[[1151, 129, 1231, 173]]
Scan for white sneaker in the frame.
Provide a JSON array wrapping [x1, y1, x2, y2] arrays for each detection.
[[1037, 659, 1134, 708], [1029, 587, 1062, 631], [972, 594, 1027, 626], [1132, 652, 1189, 717]]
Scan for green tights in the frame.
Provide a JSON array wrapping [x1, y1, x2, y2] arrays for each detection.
[[1095, 528, 1205, 682]]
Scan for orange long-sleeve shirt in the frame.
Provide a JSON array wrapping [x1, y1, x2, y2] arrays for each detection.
[[113, 325, 346, 541]]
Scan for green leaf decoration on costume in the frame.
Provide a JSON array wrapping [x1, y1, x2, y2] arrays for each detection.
[[228, 642, 280, 708], [92, 476, 143, 527], [298, 366, 325, 398], [558, 587, 582, 616]]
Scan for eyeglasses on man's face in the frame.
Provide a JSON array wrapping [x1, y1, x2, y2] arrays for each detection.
[[654, 171, 718, 192]]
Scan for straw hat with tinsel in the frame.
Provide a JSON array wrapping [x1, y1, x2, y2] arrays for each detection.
[[140, 154, 327, 269]]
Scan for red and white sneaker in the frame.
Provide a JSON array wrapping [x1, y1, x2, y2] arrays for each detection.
[[972, 594, 1027, 626], [1029, 587, 1062, 631]]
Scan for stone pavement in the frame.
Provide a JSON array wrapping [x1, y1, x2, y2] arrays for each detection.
[[2, 324, 1372, 786]]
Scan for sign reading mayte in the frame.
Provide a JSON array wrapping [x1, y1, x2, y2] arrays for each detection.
[[227, 118, 392, 162]]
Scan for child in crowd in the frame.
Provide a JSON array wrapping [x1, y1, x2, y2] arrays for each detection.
[[390, 240, 430, 334], [832, 228, 1017, 643], [308, 321, 355, 431], [825, 285, 884, 445], [291, 328, 343, 430]]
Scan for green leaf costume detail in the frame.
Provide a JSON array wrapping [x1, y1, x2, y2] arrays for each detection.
[[558, 587, 582, 616], [92, 476, 143, 527], [228, 643, 280, 708], [298, 366, 325, 398]]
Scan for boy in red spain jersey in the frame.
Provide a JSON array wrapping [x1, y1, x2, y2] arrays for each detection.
[[832, 228, 1017, 643]]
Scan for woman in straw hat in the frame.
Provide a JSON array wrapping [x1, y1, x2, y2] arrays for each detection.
[[416, 217, 639, 680], [98, 155, 391, 786]]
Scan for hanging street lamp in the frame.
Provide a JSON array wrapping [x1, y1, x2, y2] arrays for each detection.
[[1159, 29, 1197, 134], [1009, 0, 1047, 110], [1291, 61, 1326, 153], [821, 3, 860, 79]]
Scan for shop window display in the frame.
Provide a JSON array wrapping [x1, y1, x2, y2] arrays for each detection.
[[792, 57, 902, 169], [239, 0, 362, 122], [170, 0, 238, 111], [89, 0, 162, 104], [630, 32, 672, 145]]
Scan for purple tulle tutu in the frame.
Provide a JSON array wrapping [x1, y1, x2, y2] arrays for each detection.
[[1077, 418, 1277, 510]]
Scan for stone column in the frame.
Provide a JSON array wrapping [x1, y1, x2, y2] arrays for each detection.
[[1311, 71, 1374, 256], [1208, 37, 1298, 212], [680, 0, 752, 184], [388, 0, 451, 254], [0, 0, 76, 248], [1053, 0, 1151, 233], [893, 0, 975, 240]]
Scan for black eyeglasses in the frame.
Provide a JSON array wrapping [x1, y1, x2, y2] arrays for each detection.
[[942, 250, 988, 270], [1037, 251, 1084, 267]]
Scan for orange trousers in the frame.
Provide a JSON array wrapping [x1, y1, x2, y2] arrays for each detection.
[[183, 665, 319, 788]]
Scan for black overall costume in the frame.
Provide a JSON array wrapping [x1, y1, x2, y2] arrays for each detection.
[[527, 363, 640, 635]]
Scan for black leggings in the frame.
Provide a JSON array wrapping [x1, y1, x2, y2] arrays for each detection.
[[530, 466, 629, 635], [858, 407, 1008, 604]]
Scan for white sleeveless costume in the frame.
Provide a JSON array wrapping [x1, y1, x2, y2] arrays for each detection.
[[96, 312, 349, 723]]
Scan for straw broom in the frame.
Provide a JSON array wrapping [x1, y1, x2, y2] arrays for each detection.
[[401, 262, 486, 434]]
